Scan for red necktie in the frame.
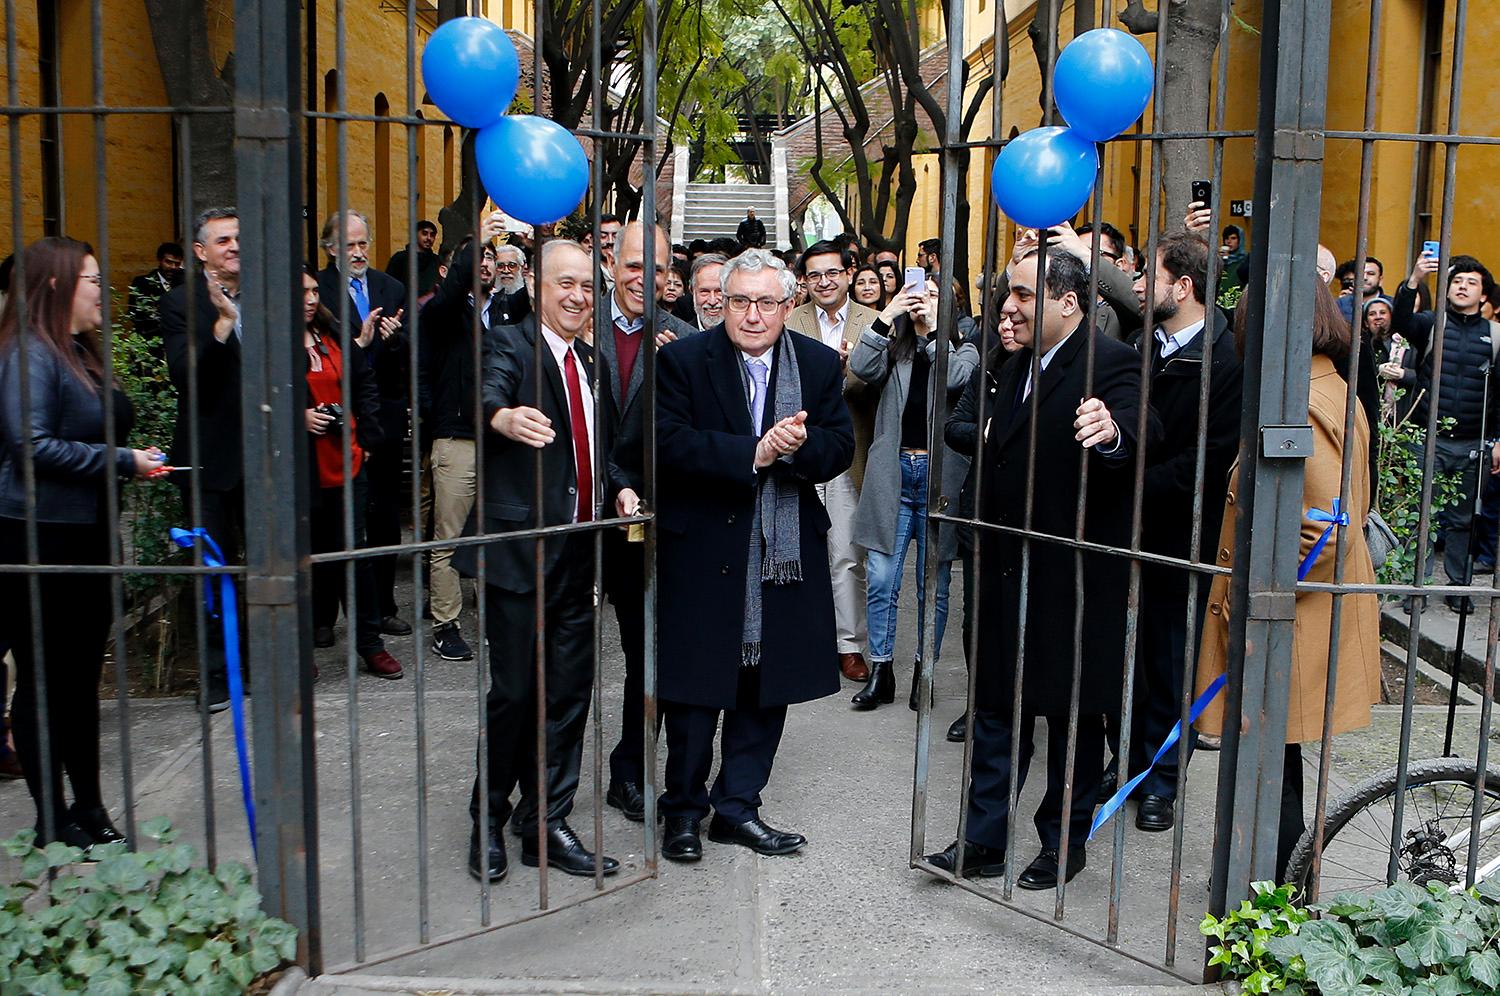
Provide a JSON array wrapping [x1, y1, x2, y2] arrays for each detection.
[[563, 348, 593, 522]]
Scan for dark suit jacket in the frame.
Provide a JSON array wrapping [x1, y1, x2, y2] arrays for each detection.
[[161, 274, 242, 493], [970, 327, 1160, 716], [127, 271, 174, 342], [655, 326, 853, 710], [598, 309, 699, 496], [454, 315, 616, 594], [736, 218, 767, 248], [1137, 310, 1244, 583], [316, 265, 411, 408]]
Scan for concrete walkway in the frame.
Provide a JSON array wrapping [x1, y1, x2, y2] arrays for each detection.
[[1, 561, 1494, 993]]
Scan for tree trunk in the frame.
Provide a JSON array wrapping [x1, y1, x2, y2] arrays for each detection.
[[1121, 0, 1224, 226], [143, 0, 235, 215], [437, 132, 484, 255]]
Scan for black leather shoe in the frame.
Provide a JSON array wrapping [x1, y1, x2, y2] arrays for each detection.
[[1136, 794, 1175, 832], [851, 660, 895, 710], [1017, 848, 1086, 890], [379, 615, 413, 636], [1098, 758, 1120, 798], [606, 781, 646, 822], [925, 839, 1005, 877], [70, 805, 127, 848], [908, 658, 931, 712], [945, 714, 968, 743], [1446, 594, 1477, 614], [662, 816, 702, 863], [521, 822, 619, 877], [313, 626, 336, 648], [468, 824, 508, 883], [707, 814, 806, 855]]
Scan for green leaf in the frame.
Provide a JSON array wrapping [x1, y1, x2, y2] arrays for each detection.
[[1405, 921, 1454, 967], [1291, 919, 1363, 994], [1464, 949, 1500, 987], [93, 852, 151, 894], [1, 830, 38, 857], [256, 918, 299, 960]]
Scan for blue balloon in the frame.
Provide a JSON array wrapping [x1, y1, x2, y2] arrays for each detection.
[[421, 17, 519, 129], [991, 127, 1099, 230], [476, 116, 590, 226], [1053, 28, 1154, 142]]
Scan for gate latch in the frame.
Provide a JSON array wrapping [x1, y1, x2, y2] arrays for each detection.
[[1261, 425, 1313, 459]]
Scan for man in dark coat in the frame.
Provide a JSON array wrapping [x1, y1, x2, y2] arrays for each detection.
[[126, 241, 184, 344], [316, 210, 412, 637], [384, 219, 440, 296], [162, 208, 243, 713], [655, 249, 853, 862], [455, 239, 620, 884], [736, 208, 767, 249], [1123, 232, 1243, 833], [595, 222, 698, 824], [928, 248, 1156, 890]]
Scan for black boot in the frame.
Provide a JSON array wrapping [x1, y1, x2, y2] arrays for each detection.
[[851, 660, 895, 710], [908, 657, 932, 711]]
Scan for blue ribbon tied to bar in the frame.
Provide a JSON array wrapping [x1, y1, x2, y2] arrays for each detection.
[[170, 527, 256, 857], [1087, 499, 1348, 840]]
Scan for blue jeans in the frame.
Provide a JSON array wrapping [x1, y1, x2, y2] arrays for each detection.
[[865, 452, 953, 663]]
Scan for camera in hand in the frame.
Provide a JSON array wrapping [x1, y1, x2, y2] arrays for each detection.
[[315, 402, 344, 432]]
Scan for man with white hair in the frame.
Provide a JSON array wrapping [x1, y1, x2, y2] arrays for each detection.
[[689, 253, 727, 330], [653, 249, 854, 863]]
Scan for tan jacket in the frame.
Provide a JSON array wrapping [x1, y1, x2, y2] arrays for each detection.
[[1194, 354, 1382, 743], [785, 299, 880, 487]]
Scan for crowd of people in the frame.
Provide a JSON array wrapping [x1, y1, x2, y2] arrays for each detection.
[[0, 193, 1491, 891]]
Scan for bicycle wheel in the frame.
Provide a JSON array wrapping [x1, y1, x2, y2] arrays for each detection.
[[1285, 757, 1500, 897]]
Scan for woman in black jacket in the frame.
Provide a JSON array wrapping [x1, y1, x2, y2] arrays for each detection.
[[0, 237, 165, 848], [300, 265, 404, 679]]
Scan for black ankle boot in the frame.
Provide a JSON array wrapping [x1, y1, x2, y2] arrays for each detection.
[[909, 657, 933, 711], [852, 660, 895, 710]]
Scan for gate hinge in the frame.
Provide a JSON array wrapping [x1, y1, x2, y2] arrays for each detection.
[[1261, 425, 1313, 459], [1248, 591, 1297, 621], [1273, 128, 1325, 161], [236, 107, 292, 139]]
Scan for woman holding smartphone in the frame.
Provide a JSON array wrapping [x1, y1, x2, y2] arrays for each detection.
[[0, 237, 166, 849]]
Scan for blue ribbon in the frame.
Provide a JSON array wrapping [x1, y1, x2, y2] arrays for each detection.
[[1088, 500, 1347, 840], [170, 527, 256, 857], [1299, 499, 1349, 583]]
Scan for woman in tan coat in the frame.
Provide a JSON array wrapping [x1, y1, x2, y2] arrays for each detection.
[[1195, 282, 1383, 879]]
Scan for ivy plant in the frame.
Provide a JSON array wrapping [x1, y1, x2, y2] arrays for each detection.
[[0, 818, 296, 994], [1200, 880, 1311, 993]]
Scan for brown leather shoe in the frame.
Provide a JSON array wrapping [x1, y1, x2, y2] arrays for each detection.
[[839, 652, 870, 682]]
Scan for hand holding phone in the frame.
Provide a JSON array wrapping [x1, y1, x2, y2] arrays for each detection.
[[1191, 179, 1213, 207]]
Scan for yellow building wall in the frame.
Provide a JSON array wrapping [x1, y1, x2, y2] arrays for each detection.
[[0, 3, 531, 288], [929, 0, 1497, 282]]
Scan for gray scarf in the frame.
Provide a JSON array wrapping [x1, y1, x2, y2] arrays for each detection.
[[741, 333, 804, 667]]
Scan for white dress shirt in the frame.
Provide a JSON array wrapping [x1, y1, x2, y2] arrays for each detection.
[[1155, 318, 1205, 359], [541, 324, 595, 522], [815, 301, 849, 351]]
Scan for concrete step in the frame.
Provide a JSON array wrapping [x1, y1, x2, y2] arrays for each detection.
[[298, 976, 1225, 995]]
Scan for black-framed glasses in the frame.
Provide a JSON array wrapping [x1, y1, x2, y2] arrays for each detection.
[[724, 294, 788, 315]]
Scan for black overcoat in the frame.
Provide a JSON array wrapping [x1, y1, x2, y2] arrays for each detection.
[[161, 274, 241, 493], [971, 327, 1159, 716], [655, 325, 853, 710]]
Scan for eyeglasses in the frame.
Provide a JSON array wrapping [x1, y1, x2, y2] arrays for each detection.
[[495, 262, 521, 271], [805, 268, 846, 284], [724, 294, 788, 315]]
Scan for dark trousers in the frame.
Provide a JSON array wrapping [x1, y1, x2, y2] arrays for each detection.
[[0, 518, 111, 832], [1127, 572, 1204, 798], [1417, 437, 1483, 586], [662, 669, 788, 824], [470, 535, 594, 831], [184, 485, 245, 682], [1475, 468, 1500, 567], [310, 473, 384, 657], [1278, 743, 1306, 881], [964, 708, 1107, 854], [604, 533, 660, 787], [365, 408, 407, 617]]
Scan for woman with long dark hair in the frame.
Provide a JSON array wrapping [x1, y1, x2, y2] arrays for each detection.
[[0, 237, 165, 848], [849, 278, 979, 709], [301, 265, 404, 679], [852, 264, 886, 309]]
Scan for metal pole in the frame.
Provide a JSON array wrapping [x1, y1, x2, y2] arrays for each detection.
[[233, 0, 320, 970]]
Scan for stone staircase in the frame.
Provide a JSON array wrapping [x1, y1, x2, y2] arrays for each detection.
[[670, 146, 791, 250]]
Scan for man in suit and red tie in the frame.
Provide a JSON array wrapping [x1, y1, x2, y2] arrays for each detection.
[[460, 239, 619, 884], [653, 249, 854, 862]]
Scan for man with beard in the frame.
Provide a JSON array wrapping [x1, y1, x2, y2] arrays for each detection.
[[418, 214, 513, 663], [385, 219, 440, 296], [127, 241, 184, 343], [1121, 232, 1242, 832], [317, 210, 412, 639], [597, 222, 697, 822], [689, 253, 727, 331], [492, 243, 531, 325]]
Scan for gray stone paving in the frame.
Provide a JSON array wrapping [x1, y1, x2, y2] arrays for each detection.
[[1, 560, 1493, 993]]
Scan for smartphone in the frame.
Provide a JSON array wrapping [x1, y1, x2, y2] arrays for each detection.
[[904, 266, 927, 295], [1191, 179, 1213, 206], [1423, 240, 1441, 259]]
